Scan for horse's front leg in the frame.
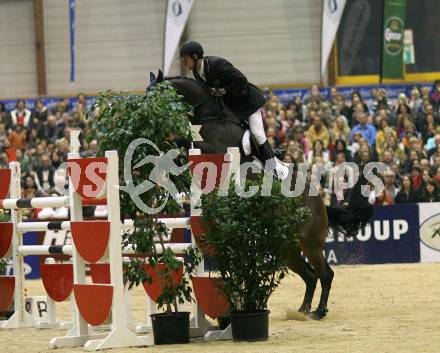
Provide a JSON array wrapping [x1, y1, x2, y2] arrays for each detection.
[[306, 255, 334, 320], [286, 247, 317, 315]]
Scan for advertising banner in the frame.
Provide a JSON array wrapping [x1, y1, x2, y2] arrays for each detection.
[[381, 0, 406, 80], [418, 203, 440, 263], [325, 204, 420, 265], [321, 0, 347, 77], [163, 0, 194, 76]]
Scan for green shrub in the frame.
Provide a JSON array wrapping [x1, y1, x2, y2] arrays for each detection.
[[201, 175, 311, 312]]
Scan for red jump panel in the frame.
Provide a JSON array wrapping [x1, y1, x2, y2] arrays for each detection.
[[67, 157, 107, 201], [191, 277, 230, 319], [0, 276, 15, 311], [0, 169, 11, 199], [73, 284, 113, 326], [190, 216, 216, 256], [90, 263, 111, 284], [40, 264, 73, 302], [188, 153, 231, 191], [71, 221, 110, 263], [0, 222, 13, 258], [141, 263, 183, 302]]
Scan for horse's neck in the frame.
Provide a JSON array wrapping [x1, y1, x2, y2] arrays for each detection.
[[172, 79, 208, 106]]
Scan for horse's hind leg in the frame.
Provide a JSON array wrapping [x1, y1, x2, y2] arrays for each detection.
[[303, 249, 334, 320], [286, 247, 318, 314]]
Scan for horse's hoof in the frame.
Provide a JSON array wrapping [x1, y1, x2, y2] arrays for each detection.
[[308, 307, 328, 320], [298, 305, 311, 315]]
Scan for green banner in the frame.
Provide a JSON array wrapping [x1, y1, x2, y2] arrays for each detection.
[[381, 0, 406, 80]]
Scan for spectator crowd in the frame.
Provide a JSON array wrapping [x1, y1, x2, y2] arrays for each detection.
[[262, 79, 440, 206], [1, 80, 440, 216], [0, 94, 95, 218]]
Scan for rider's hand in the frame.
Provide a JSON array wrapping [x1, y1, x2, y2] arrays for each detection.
[[209, 88, 226, 96]]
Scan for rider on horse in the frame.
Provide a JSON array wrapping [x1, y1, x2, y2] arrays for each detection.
[[179, 40, 275, 166]]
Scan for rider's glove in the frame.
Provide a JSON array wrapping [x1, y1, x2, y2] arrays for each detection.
[[209, 88, 226, 96]]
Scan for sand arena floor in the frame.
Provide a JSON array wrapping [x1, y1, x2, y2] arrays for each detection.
[[0, 263, 439, 353]]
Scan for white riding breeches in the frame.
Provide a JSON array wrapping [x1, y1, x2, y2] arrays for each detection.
[[249, 109, 267, 146]]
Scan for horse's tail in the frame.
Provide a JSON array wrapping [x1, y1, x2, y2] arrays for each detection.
[[326, 168, 373, 238]]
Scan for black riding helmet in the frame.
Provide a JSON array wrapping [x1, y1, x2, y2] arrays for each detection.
[[179, 41, 204, 59]]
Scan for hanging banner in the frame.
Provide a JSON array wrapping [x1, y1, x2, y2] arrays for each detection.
[[381, 0, 406, 80], [69, 0, 76, 82], [321, 0, 347, 77], [163, 0, 194, 76]]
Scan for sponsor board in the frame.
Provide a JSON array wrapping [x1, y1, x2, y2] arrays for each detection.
[[325, 204, 420, 264], [418, 203, 440, 263]]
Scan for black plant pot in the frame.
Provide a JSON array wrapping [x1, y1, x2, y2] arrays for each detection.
[[150, 312, 190, 345], [229, 310, 270, 341]]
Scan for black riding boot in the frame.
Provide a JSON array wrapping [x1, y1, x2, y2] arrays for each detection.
[[258, 140, 276, 167]]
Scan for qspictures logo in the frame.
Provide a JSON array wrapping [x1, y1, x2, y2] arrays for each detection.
[[384, 17, 404, 56]]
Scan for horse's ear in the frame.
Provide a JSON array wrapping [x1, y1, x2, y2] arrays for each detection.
[[157, 69, 164, 82], [149, 72, 157, 84]]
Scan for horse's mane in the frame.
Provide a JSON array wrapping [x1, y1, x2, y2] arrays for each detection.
[[164, 76, 197, 82]]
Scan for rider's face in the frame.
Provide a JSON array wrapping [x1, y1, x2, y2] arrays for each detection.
[[182, 55, 195, 70]]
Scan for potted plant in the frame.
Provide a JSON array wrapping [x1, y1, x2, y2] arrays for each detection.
[[123, 216, 201, 345], [88, 82, 201, 344], [200, 174, 311, 341]]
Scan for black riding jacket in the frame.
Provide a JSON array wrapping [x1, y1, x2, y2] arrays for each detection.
[[193, 56, 266, 117]]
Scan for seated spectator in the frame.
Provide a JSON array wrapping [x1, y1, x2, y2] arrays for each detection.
[[306, 115, 330, 149], [409, 86, 423, 118], [420, 158, 431, 173], [26, 128, 40, 149], [418, 178, 440, 202], [330, 115, 351, 144], [383, 169, 399, 203], [307, 139, 329, 165], [302, 84, 326, 105], [35, 155, 55, 193], [417, 168, 432, 193], [346, 92, 369, 126], [380, 135, 406, 165], [8, 125, 27, 149], [395, 174, 417, 203], [16, 148, 31, 175], [50, 151, 62, 169], [8, 99, 32, 130], [354, 143, 374, 164], [433, 166, 440, 186], [38, 114, 62, 143], [22, 172, 44, 197], [395, 111, 413, 138], [430, 79, 440, 111], [330, 139, 352, 162], [421, 115, 437, 142], [351, 112, 377, 147], [0, 103, 10, 129], [374, 189, 393, 206], [289, 127, 308, 154], [34, 99, 48, 123]]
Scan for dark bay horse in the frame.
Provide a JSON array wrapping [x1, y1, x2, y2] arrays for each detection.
[[149, 71, 373, 319]]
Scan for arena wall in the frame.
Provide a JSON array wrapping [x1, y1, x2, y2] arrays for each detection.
[[0, 0, 322, 97], [0, 0, 37, 97]]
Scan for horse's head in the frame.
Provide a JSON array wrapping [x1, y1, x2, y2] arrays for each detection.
[[146, 69, 164, 91]]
